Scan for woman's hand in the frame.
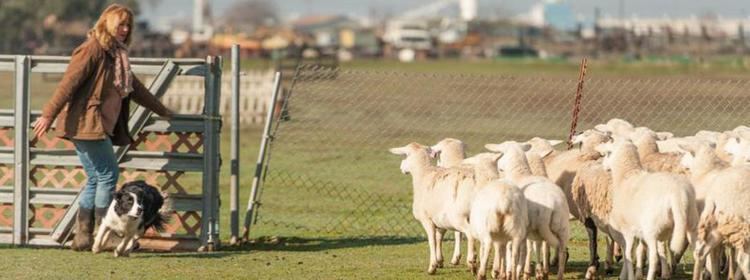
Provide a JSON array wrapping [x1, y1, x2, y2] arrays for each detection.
[[33, 117, 52, 139]]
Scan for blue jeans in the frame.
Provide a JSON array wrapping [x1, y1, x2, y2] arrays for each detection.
[[73, 138, 119, 210]]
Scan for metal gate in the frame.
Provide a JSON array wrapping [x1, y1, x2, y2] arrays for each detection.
[[0, 55, 221, 251]]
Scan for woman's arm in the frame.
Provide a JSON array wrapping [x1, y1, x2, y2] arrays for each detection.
[[129, 77, 173, 117], [41, 42, 100, 119]]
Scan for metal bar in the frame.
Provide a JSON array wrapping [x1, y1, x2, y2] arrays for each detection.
[[200, 56, 222, 251], [13, 55, 30, 246], [229, 44, 240, 245], [51, 60, 180, 243], [241, 71, 282, 241]]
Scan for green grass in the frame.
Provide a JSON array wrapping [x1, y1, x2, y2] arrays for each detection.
[[1, 59, 747, 279]]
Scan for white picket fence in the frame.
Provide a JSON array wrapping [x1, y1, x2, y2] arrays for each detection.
[[149, 70, 275, 125]]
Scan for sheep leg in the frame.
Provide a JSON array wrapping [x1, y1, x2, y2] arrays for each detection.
[[605, 235, 616, 275], [451, 231, 462, 265], [492, 241, 503, 280], [556, 241, 567, 280], [524, 240, 533, 279], [736, 251, 750, 280], [736, 247, 740, 280], [435, 228, 446, 268], [477, 238, 492, 280], [503, 242, 525, 277], [542, 241, 550, 278], [468, 232, 477, 272], [498, 241, 508, 280], [671, 237, 688, 274], [708, 248, 721, 280], [645, 238, 659, 280], [584, 218, 600, 279], [615, 241, 624, 263], [657, 240, 671, 279], [622, 235, 635, 280], [635, 241, 645, 280], [512, 237, 525, 280], [419, 220, 439, 274]]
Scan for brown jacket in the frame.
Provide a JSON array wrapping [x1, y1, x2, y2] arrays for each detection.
[[41, 37, 170, 146]]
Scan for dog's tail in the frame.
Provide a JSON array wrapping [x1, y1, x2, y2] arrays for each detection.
[[149, 211, 171, 233], [149, 191, 173, 233]]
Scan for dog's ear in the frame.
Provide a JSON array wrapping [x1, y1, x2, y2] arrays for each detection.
[[114, 190, 123, 202]]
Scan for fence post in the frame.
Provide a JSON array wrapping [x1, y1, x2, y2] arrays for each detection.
[[241, 71, 282, 242], [201, 56, 222, 251], [13, 55, 30, 245], [229, 44, 240, 245]]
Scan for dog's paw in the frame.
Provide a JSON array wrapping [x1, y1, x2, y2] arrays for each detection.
[[92, 245, 101, 254]]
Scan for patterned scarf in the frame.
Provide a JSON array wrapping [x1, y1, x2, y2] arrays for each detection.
[[109, 40, 133, 97]]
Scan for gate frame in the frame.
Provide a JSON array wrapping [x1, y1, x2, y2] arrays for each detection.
[[0, 55, 222, 251]]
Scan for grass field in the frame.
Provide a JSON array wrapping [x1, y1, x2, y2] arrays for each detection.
[[1, 58, 748, 279]]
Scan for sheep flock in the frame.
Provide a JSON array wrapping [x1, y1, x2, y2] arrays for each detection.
[[389, 118, 750, 280]]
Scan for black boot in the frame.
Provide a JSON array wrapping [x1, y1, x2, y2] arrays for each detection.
[[70, 208, 94, 251], [95, 207, 108, 227]]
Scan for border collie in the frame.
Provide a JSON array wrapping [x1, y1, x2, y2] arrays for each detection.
[[92, 180, 169, 257]]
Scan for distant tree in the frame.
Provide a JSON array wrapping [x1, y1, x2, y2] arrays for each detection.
[[0, 0, 150, 53], [221, 0, 279, 33]]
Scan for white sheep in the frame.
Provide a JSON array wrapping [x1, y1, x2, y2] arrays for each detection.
[[486, 141, 570, 280], [677, 139, 750, 279], [469, 179, 529, 280], [545, 129, 610, 219], [569, 160, 618, 278], [629, 128, 687, 174], [525, 137, 563, 177], [596, 138, 698, 280], [389, 143, 479, 274], [431, 138, 470, 266]]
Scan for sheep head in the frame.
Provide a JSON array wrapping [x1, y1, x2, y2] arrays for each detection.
[[594, 142, 615, 171], [485, 141, 531, 173], [526, 137, 562, 159], [389, 143, 431, 174], [430, 138, 466, 167], [571, 129, 612, 151], [594, 118, 635, 138], [724, 132, 750, 166], [462, 152, 503, 167]]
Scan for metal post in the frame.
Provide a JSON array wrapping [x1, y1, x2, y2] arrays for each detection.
[[200, 56, 222, 251], [13, 56, 30, 245], [242, 71, 282, 241], [229, 44, 241, 245]]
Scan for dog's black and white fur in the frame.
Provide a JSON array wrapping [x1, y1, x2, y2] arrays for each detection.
[[92, 180, 168, 257]]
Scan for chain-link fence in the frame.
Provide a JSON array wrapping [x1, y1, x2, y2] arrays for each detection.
[[251, 65, 750, 239]]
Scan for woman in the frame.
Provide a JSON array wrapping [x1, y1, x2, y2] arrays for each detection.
[[33, 4, 172, 251]]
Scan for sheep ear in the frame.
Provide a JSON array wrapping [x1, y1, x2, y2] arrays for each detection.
[[656, 132, 674, 140], [676, 143, 696, 156], [389, 147, 408, 156], [485, 143, 502, 152], [570, 134, 584, 145], [594, 124, 611, 133], [724, 137, 742, 156], [492, 152, 503, 162], [594, 143, 609, 154], [538, 148, 554, 158], [547, 140, 563, 146], [461, 157, 475, 165], [519, 143, 532, 152]]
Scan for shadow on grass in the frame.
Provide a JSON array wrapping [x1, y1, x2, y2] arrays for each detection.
[[234, 236, 423, 252], [135, 236, 423, 259]]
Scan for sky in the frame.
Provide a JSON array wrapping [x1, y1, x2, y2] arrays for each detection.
[[139, 0, 750, 31]]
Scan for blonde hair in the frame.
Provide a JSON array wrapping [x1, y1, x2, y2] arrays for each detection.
[[88, 4, 134, 50]]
